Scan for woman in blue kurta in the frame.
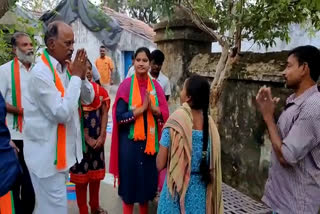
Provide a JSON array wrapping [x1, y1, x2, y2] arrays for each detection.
[[109, 47, 169, 214], [156, 75, 223, 214]]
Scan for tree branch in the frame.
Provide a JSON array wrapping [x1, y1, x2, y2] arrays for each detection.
[[0, 0, 17, 19], [181, 1, 227, 47], [211, 45, 229, 88]]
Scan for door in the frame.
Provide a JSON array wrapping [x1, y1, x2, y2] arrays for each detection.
[[124, 51, 134, 78]]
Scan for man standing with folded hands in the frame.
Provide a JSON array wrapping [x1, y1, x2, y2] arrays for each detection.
[[23, 21, 94, 214]]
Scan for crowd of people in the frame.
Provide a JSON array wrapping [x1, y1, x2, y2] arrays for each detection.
[[0, 20, 320, 214]]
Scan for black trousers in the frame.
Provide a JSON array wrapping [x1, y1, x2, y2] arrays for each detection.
[[11, 140, 35, 214]]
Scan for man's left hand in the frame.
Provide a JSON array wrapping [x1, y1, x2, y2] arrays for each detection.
[[9, 141, 19, 155]]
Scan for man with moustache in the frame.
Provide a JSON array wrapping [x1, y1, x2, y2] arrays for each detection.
[[0, 32, 35, 214], [256, 45, 320, 213], [23, 21, 94, 214]]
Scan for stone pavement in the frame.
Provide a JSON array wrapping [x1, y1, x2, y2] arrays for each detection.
[[67, 84, 271, 214], [68, 174, 158, 214]]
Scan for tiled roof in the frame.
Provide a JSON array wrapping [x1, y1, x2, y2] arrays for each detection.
[[103, 7, 155, 41], [28, 10, 43, 19], [19, 5, 155, 42]]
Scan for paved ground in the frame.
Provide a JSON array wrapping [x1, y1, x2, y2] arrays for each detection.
[[51, 84, 274, 214], [68, 85, 158, 214]]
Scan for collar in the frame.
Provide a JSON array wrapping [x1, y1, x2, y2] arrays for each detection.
[[47, 53, 64, 74], [16, 59, 33, 72], [286, 84, 318, 106]]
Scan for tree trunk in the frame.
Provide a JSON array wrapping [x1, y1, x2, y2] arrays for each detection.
[[0, 0, 11, 19], [0, 0, 18, 19], [210, 47, 231, 121], [179, 4, 236, 121]]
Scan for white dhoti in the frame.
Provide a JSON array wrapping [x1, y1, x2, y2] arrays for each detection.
[[30, 171, 68, 214]]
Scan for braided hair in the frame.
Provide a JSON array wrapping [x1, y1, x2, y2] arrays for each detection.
[[185, 75, 211, 184]]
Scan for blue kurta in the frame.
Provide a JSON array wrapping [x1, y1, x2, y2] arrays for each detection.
[[116, 98, 158, 204], [157, 128, 207, 214]]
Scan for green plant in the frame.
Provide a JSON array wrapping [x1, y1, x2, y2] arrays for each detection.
[[0, 7, 43, 65]]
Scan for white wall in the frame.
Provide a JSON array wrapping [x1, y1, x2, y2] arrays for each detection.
[[212, 24, 320, 53], [71, 19, 102, 65]]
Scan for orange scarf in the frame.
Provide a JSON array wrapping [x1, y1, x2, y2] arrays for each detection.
[[41, 51, 67, 170], [128, 74, 159, 155], [0, 191, 15, 214], [11, 57, 23, 133]]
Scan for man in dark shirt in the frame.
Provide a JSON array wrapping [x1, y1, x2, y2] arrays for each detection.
[[0, 92, 21, 211]]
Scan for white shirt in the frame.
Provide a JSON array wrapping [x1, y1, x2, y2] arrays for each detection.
[[0, 60, 32, 140], [126, 66, 135, 78], [154, 72, 171, 96], [126, 68, 171, 96], [92, 63, 100, 82], [23, 54, 94, 178]]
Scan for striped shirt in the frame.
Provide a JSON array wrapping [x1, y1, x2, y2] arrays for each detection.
[[262, 85, 320, 213]]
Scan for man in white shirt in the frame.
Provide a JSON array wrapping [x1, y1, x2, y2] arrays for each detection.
[[150, 50, 171, 101], [126, 63, 135, 79], [126, 50, 171, 101], [23, 21, 94, 214], [0, 32, 35, 214], [90, 60, 101, 85], [125, 54, 135, 78]]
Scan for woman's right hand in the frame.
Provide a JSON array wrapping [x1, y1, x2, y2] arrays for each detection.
[[86, 137, 97, 148], [133, 92, 150, 117], [142, 92, 150, 111]]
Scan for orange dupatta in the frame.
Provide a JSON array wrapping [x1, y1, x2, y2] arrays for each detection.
[[128, 74, 159, 155], [11, 57, 23, 133], [41, 51, 67, 170], [0, 191, 15, 214]]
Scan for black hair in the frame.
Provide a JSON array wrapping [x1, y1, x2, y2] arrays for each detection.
[[185, 74, 211, 184], [44, 21, 60, 47], [11, 32, 29, 48], [151, 49, 165, 65], [288, 45, 320, 82], [86, 59, 93, 69], [100, 45, 106, 49], [134, 47, 151, 61]]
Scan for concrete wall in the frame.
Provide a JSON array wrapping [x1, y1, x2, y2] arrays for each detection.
[[187, 51, 292, 200], [153, 7, 215, 112], [218, 79, 289, 200]]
